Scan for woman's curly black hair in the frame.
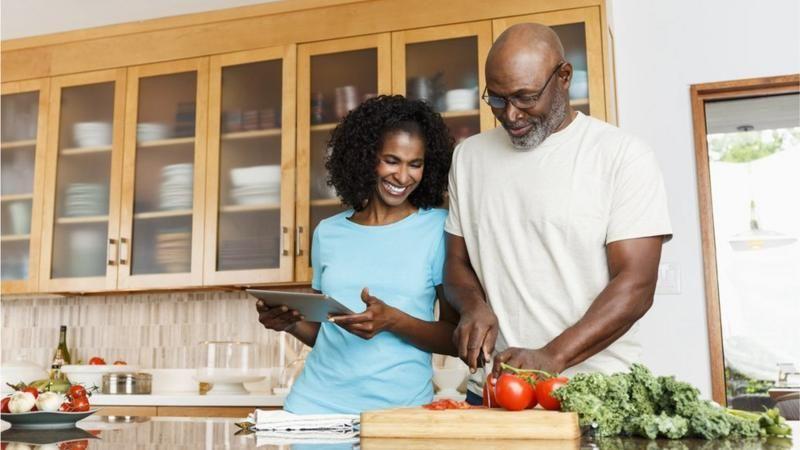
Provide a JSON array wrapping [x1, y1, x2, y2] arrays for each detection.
[[325, 95, 454, 211]]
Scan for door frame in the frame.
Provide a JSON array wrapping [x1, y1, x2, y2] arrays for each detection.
[[690, 73, 800, 404]]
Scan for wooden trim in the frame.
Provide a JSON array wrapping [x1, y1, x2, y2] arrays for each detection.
[[493, 6, 607, 122], [117, 57, 209, 290], [156, 406, 271, 417], [37, 69, 126, 293], [1, 78, 49, 294], [294, 33, 390, 281], [203, 45, 296, 286], [690, 74, 799, 405], [1, 0, 601, 82], [96, 406, 158, 417]]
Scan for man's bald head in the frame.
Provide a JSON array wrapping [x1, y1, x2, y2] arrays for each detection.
[[487, 23, 565, 71]]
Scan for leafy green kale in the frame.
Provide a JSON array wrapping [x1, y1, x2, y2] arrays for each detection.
[[553, 363, 793, 441]]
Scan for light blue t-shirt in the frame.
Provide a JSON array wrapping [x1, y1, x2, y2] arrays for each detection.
[[283, 208, 447, 414]]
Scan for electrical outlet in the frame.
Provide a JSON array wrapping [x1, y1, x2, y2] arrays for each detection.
[[655, 262, 681, 295]]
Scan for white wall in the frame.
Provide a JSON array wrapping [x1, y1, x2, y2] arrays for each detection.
[[610, 0, 800, 398]]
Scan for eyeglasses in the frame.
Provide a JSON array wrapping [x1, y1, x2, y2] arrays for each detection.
[[482, 62, 565, 110]]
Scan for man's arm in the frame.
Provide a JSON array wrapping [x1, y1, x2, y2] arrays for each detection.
[[443, 232, 499, 371], [494, 236, 664, 374]]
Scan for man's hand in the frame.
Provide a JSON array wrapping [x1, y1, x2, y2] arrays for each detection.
[[493, 347, 565, 377], [454, 301, 499, 372], [330, 288, 399, 340]]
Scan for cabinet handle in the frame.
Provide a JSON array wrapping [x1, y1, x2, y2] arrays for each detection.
[[107, 238, 117, 266], [119, 237, 129, 265], [295, 226, 304, 257], [280, 226, 289, 256]]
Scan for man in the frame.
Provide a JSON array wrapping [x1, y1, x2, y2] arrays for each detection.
[[443, 23, 672, 404]]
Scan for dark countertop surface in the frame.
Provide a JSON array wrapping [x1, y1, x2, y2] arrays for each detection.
[[1, 416, 796, 449]]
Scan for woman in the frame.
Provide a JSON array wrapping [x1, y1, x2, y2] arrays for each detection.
[[256, 95, 458, 414]]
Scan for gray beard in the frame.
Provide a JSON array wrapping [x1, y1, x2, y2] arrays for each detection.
[[508, 89, 569, 151]]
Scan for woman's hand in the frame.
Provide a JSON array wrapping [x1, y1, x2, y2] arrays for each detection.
[[256, 300, 304, 332], [330, 288, 400, 339]]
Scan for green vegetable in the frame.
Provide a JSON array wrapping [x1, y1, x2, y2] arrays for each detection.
[[553, 364, 793, 441]]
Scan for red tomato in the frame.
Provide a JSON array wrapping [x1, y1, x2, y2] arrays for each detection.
[[71, 396, 90, 412], [536, 376, 569, 411], [59, 402, 73, 412], [1, 397, 10, 413], [113, 360, 127, 366], [495, 373, 534, 411], [68, 385, 87, 399], [482, 374, 499, 408], [22, 386, 39, 399], [88, 357, 106, 365]]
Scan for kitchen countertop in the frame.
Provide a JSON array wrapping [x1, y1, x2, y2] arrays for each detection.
[[90, 392, 287, 407], [1, 416, 796, 449]]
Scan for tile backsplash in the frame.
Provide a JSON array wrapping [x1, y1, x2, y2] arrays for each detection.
[[0, 290, 307, 370]]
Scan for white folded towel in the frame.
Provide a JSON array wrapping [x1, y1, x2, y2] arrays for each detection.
[[245, 409, 359, 433]]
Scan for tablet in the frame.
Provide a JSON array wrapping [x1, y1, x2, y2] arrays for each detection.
[[247, 289, 356, 323]]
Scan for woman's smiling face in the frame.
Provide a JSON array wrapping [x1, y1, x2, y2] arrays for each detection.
[[373, 130, 425, 208]]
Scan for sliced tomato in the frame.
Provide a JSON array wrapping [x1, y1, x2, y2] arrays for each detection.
[[482, 374, 500, 408]]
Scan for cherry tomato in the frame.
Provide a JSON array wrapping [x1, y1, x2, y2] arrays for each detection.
[[22, 386, 39, 399], [481, 374, 499, 408], [113, 360, 127, 366], [1, 397, 10, 413], [59, 402, 74, 412], [536, 376, 569, 411], [88, 357, 106, 365], [494, 373, 534, 411], [68, 385, 87, 399], [71, 396, 90, 412]]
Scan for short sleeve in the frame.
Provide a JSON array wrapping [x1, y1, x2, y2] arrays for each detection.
[[444, 144, 463, 237], [311, 227, 322, 290], [430, 230, 446, 286], [606, 147, 673, 244]]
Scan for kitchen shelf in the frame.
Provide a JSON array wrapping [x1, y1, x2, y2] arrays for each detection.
[[0, 193, 34, 202], [310, 122, 338, 132], [310, 198, 342, 207], [220, 203, 281, 213], [0, 140, 36, 150], [138, 137, 195, 149], [134, 209, 193, 220], [56, 215, 109, 224], [440, 109, 480, 119], [221, 129, 281, 141], [570, 98, 589, 106], [0, 234, 30, 242], [61, 145, 113, 156]]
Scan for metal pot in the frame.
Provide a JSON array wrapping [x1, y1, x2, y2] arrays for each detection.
[[102, 372, 152, 395]]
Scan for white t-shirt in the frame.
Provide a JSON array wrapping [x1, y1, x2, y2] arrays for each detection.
[[445, 112, 672, 395]]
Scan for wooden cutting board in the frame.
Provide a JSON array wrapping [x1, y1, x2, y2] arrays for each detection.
[[360, 407, 581, 440]]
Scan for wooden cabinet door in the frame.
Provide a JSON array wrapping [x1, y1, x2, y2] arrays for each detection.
[[1, 79, 49, 294], [204, 45, 297, 286], [392, 21, 494, 140], [117, 58, 209, 290], [494, 6, 607, 121], [39, 70, 126, 293], [295, 34, 391, 282]]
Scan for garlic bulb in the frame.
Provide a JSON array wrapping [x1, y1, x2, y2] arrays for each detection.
[[8, 391, 36, 413], [35, 391, 63, 412]]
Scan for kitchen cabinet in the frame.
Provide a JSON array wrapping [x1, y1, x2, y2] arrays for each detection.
[[0, 79, 49, 294], [0, 0, 616, 294], [294, 34, 391, 282], [38, 70, 126, 293], [204, 46, 297, 286]]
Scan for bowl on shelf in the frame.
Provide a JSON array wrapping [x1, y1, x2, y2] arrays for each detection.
[[445, 89, 478, 112], [194, 341, 264, 395], [61, 364, 139, 389], [137, 123, 171, 142], [229, 165, 281, 187], [73, 121, 112, 148]]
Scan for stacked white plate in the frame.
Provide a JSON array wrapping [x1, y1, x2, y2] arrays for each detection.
[[64, 183, 108, 217], [229, 165, 280, 205], [445, 88, 478, 111], [219, 236, 279, 270], [137, 122, 171, 142], [73, 121, 112, 148], [160, 164, 193, 210], [156, 229, 191, 273]]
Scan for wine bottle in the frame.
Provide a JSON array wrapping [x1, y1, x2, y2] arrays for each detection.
[[49, 325, 71, 381]]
